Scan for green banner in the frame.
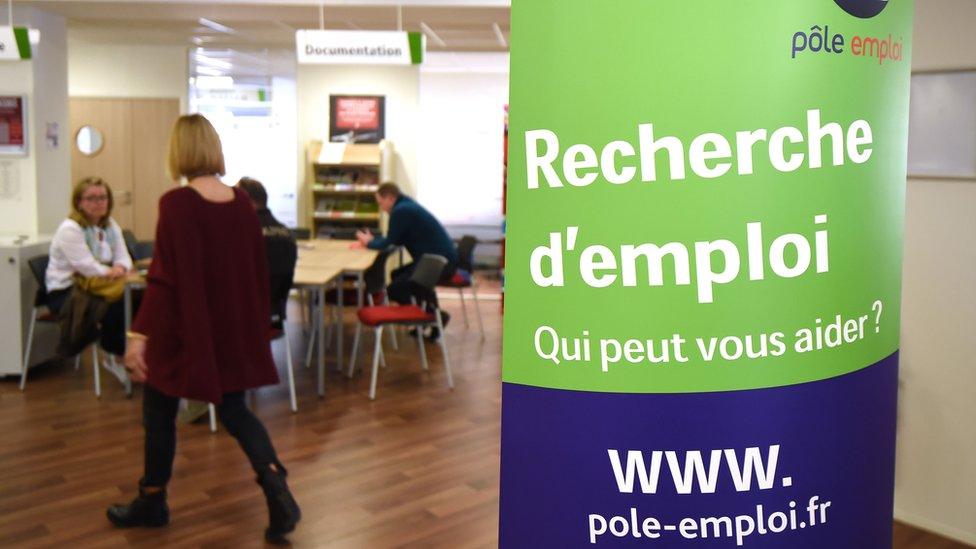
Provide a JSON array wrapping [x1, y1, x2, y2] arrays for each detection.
[[503, 1, 912, 394], [500, 1, 913, 545]]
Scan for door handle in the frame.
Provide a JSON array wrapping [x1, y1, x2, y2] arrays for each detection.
[[120, 190, 133, 206]]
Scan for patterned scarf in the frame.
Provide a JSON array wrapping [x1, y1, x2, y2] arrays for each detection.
[[85, 225, 117, 265]]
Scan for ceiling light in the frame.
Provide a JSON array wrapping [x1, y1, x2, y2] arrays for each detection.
[[195, 76, 235, 89], [195, 66, 225, 77], [198, 18, 235, 34], [196, 54, 233, 70]]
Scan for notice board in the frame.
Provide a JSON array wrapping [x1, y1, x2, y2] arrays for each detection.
[[329, 95, 385, 144], [0, 96, 27, 156], [908, 70, 976, 179]]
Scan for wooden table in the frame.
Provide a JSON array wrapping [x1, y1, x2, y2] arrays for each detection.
[[292, 264, 344, 397], [124, 240, 377, 399], [297, 239, 378, 271], [297, 240, 378, 387]]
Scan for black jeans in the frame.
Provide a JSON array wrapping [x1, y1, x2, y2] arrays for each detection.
[[387, 261, 457, 310], [142, 385, 282, 487], [48, 287, 129, 356]]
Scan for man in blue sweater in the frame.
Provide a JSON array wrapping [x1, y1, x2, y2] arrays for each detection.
[[355, 183, 458, 336]]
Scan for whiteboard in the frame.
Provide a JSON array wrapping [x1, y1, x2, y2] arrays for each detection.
[[907, 70, 976, 179]]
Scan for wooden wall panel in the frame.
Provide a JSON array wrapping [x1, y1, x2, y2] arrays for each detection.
[[70, 98, 179, 240], [129, 99, 179, 240], [69, 98, 134, 230]]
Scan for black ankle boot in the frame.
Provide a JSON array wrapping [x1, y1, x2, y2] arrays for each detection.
[[426, 311, 450, 341], [106, 481, 169, 528], [257, 464, 301, 544]]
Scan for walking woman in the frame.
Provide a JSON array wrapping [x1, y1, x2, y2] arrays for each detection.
[[107, 114, 300, 543]]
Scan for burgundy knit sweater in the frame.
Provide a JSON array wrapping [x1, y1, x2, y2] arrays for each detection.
[[132, 187, 278, 403]]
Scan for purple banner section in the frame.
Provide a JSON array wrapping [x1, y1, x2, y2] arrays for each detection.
[[499, 353, 898, 548]]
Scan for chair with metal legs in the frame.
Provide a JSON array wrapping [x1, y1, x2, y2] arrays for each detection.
[[347, 254, 454, 400], [437, 235, 484, 339], [206, 323, 297, 433], [272, 325, 298, 413], [305, 245, 401, 370], [207, 403, 217, 432], [208, 253, 301, 431], [20, 255, 101, 394]]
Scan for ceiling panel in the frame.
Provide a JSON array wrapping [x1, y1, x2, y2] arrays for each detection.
[[25, 1, 510, 51]]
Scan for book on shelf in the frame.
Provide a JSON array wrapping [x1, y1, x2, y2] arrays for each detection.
[[313, 183, 379, 193], [335, 198, 357, 212], [314, 169, 379, 188], [356, 201, 379, 214]]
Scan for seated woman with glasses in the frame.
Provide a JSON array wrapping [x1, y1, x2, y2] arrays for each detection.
[[45, 177, 133, 362]]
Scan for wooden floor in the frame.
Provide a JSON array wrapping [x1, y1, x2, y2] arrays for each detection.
[[0, 295, 969, 548]]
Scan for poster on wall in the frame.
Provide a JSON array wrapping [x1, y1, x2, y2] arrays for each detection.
[[329, 95, 385, 144], [500, 1, 914, 547], [0, 96, 27, 156]]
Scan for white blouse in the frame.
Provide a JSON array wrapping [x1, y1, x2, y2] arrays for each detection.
[[45, 218, 133, 292]]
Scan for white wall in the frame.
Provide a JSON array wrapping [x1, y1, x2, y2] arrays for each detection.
[[67, 39, 188, 113], [894, 0, 976, 544], [418, 53, 508, 231], [198, 76, 299, 227], [0, 7, 69, 236], [32, 9, 70, 235], [296, 64, 419, 225]]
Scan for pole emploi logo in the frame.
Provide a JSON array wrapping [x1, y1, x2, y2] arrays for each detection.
[[834, 0, 889, 18], [791, 2, 901, 65]]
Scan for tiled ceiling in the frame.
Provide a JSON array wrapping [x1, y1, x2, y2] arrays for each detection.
[[24, 1, 511, 51]]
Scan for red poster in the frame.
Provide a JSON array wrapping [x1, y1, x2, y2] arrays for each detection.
[[0, 96, 27, 151], [329, 95, 385, 143]]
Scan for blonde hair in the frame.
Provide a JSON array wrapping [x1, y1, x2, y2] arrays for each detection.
[[167, 114, 226, 180], [69, 177, 114, 228]]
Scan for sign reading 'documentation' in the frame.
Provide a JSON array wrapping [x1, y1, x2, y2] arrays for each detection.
[[0, 27, 32, 61], [500, 1, 913, 547], [296, 30, 424, 65]]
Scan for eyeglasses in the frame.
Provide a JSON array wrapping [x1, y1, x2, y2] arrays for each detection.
[[82, 195, 109, 203]]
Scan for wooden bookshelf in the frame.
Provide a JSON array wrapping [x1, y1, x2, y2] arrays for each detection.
[[307, 140, 392, 239]]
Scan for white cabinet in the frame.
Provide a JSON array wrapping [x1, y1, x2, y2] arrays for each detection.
[[0, 235, 56, 377]]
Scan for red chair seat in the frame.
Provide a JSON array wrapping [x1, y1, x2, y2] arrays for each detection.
[[38, 311, 59, 323], [358, 305, 435, 327], [439, 270, 472, 288]]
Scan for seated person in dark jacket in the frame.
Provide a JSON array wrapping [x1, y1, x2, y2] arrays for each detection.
[[354, 183, 457, 332], [237, 177, 297, 330]]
